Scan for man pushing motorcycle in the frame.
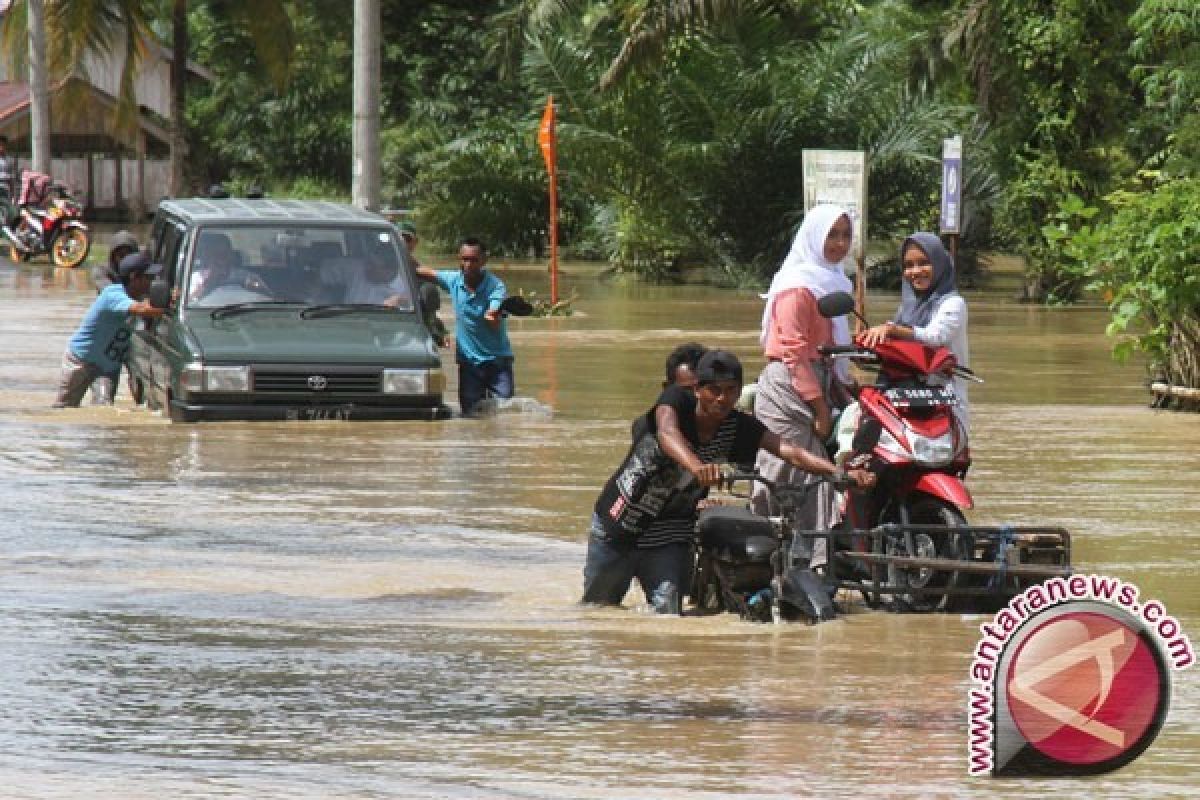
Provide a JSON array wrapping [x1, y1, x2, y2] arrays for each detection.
[[582, 349, 874, 615]]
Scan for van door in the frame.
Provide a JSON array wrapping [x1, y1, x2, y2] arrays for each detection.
[[132, 216, 188, 405]]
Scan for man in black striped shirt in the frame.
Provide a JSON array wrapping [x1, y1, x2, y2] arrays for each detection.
[[584, 350, 870, 614]]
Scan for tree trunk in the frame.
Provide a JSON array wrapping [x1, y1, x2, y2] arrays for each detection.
[[352, 0, 380, 211], [27, 0, 50, 174], [170, 0, 188, 197]]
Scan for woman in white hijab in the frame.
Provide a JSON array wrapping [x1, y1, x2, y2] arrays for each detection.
[[751, 204, 855, 545]]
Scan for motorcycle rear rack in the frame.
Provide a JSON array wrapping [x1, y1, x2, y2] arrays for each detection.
[[790, 523, 1071, 603]]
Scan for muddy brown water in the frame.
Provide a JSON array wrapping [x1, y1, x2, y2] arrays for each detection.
[[0, 259, 1196, 798]]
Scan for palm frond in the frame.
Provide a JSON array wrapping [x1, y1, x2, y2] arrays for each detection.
[[599, 0, 773, 90]]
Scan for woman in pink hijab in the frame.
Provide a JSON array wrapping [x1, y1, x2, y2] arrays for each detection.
[[751, 204, 856, 542]]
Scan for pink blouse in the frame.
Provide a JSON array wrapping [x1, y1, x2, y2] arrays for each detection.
[[762, 287, 833, 401]]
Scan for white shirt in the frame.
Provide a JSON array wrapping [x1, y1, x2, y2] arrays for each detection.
[[320, 257, 413, 309], [910, 294, 970, 430]]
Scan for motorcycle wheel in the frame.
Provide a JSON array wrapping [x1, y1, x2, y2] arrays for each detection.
[[51, 228, 90, 269], [885, 497, 968, 612], [4, 242, 28, 262]]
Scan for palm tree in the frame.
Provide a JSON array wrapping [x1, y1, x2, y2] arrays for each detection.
[[512, 1, 978, 278]]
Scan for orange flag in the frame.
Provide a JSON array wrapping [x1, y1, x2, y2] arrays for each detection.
[[538, 96, 560, 304], [538, 96, 557, 176]]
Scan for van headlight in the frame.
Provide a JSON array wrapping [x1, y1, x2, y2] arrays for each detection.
[[181, 364, 251, 392], [382, 368, 445, 395]]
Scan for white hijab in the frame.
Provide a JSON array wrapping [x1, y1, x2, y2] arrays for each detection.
[[760, 203, 854, 348]]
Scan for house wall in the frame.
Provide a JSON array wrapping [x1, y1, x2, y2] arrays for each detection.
[[12, 155, 168, 219]]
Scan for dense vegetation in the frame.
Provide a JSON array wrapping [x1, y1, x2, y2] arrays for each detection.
[[5, 1, 1197, 387]]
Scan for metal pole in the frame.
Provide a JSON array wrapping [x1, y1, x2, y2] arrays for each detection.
[[352, 0, 380, 211]]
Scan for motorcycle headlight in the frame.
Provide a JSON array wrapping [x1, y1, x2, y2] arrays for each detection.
[[908, 429, 956, 467]]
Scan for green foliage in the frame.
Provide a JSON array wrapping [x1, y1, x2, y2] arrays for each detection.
[[412, 118, 574, 257], [951, 0, 1143, 301], [187, 2, 349, 188], [501, 0, 983, 282], [1067, 178, 1200, 386]]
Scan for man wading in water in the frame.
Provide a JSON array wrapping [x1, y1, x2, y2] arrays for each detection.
[[582, 350, 873, 614]]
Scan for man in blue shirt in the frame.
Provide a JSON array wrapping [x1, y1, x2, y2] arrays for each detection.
[[53, 252, 166, 407], [416, 237, 514, 415]]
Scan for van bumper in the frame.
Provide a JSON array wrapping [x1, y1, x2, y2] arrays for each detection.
[[167, 398, 454, 422]]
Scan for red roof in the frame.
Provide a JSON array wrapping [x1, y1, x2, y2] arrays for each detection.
[[0, 82, 30, 121]]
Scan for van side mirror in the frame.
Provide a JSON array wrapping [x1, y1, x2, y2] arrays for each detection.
[[148, 278, 172, 309], [816, 291, 856, 319]]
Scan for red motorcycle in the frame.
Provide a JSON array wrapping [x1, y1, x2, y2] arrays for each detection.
[[1, 172, 91, 268], [815, 291, 1070, 611]]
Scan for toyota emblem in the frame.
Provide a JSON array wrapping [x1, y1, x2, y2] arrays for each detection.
[[307, 375, 329, 391]]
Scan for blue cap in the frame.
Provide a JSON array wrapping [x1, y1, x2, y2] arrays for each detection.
[[117, 251, 163, 278]]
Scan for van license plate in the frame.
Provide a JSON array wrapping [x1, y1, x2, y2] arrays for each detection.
[[286, 407, 352, 421]]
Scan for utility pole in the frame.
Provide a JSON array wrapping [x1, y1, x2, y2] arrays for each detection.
[[352, 0, 380, 211], [27, 0, 50, 173], [170, 0, 187, 197]]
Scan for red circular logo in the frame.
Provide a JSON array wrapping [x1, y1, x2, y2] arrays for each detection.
[[1006, 610, 1165, 766]]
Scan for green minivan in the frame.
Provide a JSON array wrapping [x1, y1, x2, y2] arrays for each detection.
[[130, 198, 450, 422]]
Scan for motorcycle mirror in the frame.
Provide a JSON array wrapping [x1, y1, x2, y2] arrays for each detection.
[[147, 278, 172, 310], [851, 416, 882, 453], [816, 291, 856, 319]]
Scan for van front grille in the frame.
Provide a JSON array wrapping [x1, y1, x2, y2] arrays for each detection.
[[253, 369, 381, 394]]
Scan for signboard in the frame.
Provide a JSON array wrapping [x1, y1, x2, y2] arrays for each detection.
[[940, 135, 963, 234], [802, 149, 867, 262]]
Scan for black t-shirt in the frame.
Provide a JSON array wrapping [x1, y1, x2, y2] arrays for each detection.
[[595, 384, 766, 548]]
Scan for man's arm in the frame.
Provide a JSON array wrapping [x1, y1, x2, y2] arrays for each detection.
[[127, 301, 164, 318], [654, 404, 721, 487], [758, 429, 875, 489], [483, 276, 507, 328], [759, 430, 837, 475], [415, 266, 437, 282]]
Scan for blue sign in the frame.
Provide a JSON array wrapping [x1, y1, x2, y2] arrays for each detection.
[[940, 136, 962, 234]]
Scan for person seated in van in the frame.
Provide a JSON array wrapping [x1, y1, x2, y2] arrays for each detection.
[[53, 253, 165, 408], [187, 232, 266, 304], [319, 251, 413, 308]]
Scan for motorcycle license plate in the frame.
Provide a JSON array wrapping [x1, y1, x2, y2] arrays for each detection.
[[884, 386, 957, 409]]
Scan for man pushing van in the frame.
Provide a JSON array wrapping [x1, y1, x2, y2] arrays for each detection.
[[53, 252, 165, 407]]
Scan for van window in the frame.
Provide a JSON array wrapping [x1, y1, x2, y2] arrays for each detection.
[[184, 225, 414, 311]]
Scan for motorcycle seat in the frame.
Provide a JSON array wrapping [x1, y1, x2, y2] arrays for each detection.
[[697, 507, 779, 564]]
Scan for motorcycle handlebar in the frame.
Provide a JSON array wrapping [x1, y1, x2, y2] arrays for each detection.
[[717, 465, 855, 494]]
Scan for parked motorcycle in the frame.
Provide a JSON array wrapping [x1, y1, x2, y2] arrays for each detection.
[[815, 290, 1070, 612], [1, 176, 91, 268], [692, 467, 856, 624]]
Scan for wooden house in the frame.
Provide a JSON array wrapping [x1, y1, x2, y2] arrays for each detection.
[[0, 36, 209, 220]]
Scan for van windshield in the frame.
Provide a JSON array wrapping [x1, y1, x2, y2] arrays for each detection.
[[184, 225, 415, 312]]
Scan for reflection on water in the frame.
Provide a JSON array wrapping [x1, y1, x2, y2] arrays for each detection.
[[0, 259, 1197, 798]]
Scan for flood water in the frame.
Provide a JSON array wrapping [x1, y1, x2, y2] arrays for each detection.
[[1, 257, 1197, 798]]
